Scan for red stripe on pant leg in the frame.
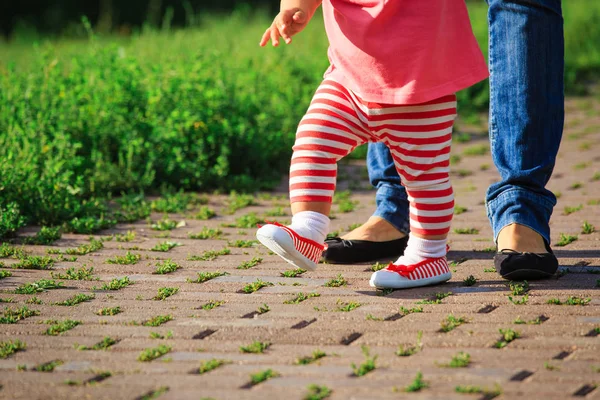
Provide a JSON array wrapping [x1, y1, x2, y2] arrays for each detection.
[[292, 144, 351, 157], [291, 157, 337, 165], [410, 201, 455, 211], [290, 195, 333, 203], [296, 129, 360, 147], [389, 145, 451, 158], [290, 169, 337, 178], [369, 108, 457, 122], [290, 182, 336, 191], [409, 213, 454, 224], [409, 226, 450, 236], [408, 186, 454, 198]]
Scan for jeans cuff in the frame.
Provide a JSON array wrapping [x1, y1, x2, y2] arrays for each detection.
[[486, 188, 555, 245], [372, 183, 410, 235]]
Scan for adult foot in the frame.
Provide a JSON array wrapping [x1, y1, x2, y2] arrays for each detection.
[[341, 216, 406, 242], [496, 223, 547, 253]]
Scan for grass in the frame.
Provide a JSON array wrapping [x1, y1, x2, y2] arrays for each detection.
[[0, 339, 26, 359], [463, 144, 489, 156], [0, 243, 26, 258], [546, 296, 591, 306], [556, 233, 578, 246], [187, 271, 228, 283], [228, 239, 258, 248], [10, 255, 55, 270], [439, 352, 471, 368], [230, 212, 265, 229], [455, 385, 502, 398], [64, 239, 104, 255], [33, 360, 64, 372], [106, 251, 141, 265], [114, 230, 136, 242], [195, 206, 217, 220], [138, 387, 169, 400], [514, 315, 546, 325], [281, 268, 307, 277], [0, 270, 12, 279], [240, 341, 270, 354], [24, 226, 62, 245], [325, 274, 347, 287], [51, 266, 98, 280], [296, 349, 327, 365], [0, 306, 40, 324], [96, 276, 132, 291], [564, 204, 583, 215], [237, 257, 263, 270], [508, 294, 529, 305], [454, 228, 479, 235], [509, 281, 530, 296], [400, 306, 424, 316], [396, 331, 423, 357], [14, 279, 63, 294], [153, 287, 179, 300], [403, 372, 428, 392], [150, 241, 180, 252], [143, 315, 173, 327], [440, 315, 467, 332], [54, 293, 95, 306], [200, 300, 226, 310], [138, 344, 172, 362], [582, 221, 596, 234], [305, 385, 332, 400], [371, 262, 386, 272], [149, 331, 173, 339], [284, 292, 320, 304], [494, 328, 520, 348], [96, 306, 122, 316], [463, 275, 477, 286], [351, 346, 377, 377], [154, 259, 181, 274], [45, 320, 81, 336], [454, 206, 468, 215], [336, 300, 361, 312], [242, 279, 274, 294], [225, 193, 258, 215], [188, 228, 223, 240], [197, 359, 230, 374], [250, 369, 279, 385], [188, 248, 230, 261], [77, 337, 118, 351], [150, 218, 179, 231], [417, 291, 452, 305], [257, 304, 271, 314]]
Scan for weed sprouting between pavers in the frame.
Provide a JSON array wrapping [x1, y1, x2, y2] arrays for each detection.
[[455, 384, 502, 398], [226, 212, 265, 229], [153, 287, 179, 301], [33, 359, 64, 372], [51, 266, 98, 280], [242, 279, 274, 294], [336, 300, 361, 312], [0, 339, 26, 358], [228, 239, 258, 248], [188, 228, 224, 240], [240, 341, 270, 354], [196, 359, 231, 374], [417, 292, 452, 304], [64, 239, 104, 255], [438, 352, 471, 368], [454, 228, 479, 235], [325, 274, 348, 287], [556, 233, 578, 246], [0, 270, 12, 280], [371, 262, 386, 272], [0, 243, 26, 259], [248, 369, 279, 386], [187, 271, 229, 283], [77, 337, 118, 351], [400, 371, 428, 392], [26, 297, 42, 305], [281, 268, 307, 278], [150, 217, 179, 231], [0, 298, 15, 303], [54, 293, 95, 306], [509, 281, 530, 296], [582, 221, 596, 234], [94, 276, 132, 291], [0, 306, 40, 324], [285, 292, 320, 304], [546, 296, 591, 306], [114, 231, 136, 242], [494, 328, 520, 348], [154, 259, 181, 274], [514, 315, 547, 325], [150, 331, 173, 340], [188, 248, 230, 261], [257, 304, 271, 314], [45, 320, 81, 336], [463, 275, 477, 286], [201, 300, 225, 310], [196, 206, 217, 220], [9, 255, 55, 270], [96, 306, 122, 316], [305, 384, 332, 400], [400, 306, 424, 316], [143, 315, 173, 327], [151, 241, 181, 252], [151, 191, 207, 213], [440, 315, 467, 332], [107, 251, 141, 265], [225, 193, 258, 215], [296, 349, 327, 365], [65, 371, 112, 386], [237, 257, 263, 270], [24, 226, 62, 245], [508, 294, 529, 305], [138, 344, 172, 362], [14, 279, 64, 294], [396, 331, 423, 357]]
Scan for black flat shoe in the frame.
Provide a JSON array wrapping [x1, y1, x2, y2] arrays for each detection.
[[322, 236, 409, 264], [494, 241, 558, 280]]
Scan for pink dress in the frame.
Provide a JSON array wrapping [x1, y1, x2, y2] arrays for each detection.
[[322, 0, 489, 104]]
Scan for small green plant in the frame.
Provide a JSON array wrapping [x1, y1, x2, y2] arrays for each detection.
[[150, 217, 179, 231], [187, 271, 229, 283], [556, 233, 578, 247], [371, 262, 386, 272], [484, 268, 496, 272], [399, 306, 424, 315], [336, 300, 361, 312], [149, 331, 173, 340], [513, 315, 545, 325], [325, 274, 347, 287], [0, 306, 40, 324], [494, 328, 520, 348], [54, 293, 95, 306], [225, 192, 258, 214], [96, 276, 132, 291], [338, 199, 358, 213], [296, 349, 327, 365], [138, 344, 172, 362], [114, 231, 136, 242], [237, 257, 263, 270], [454, 206, 468, 215], [463, 275, 477, 286], [24, 226, 62, 245], [201, 300, 226, 310], [151, 241, 180, 252], [143, 315, 173, 327], [509, 280, 530, 295], [154, 287, 179, 300], [439, 352, 471, 368], [250, 369, 279, 385], [151, 191, 206, 213], [257, 304, 271, 314], [455, 385, 502, 398], [242, 279, 274, 294], [197, 359, 230, 374], [45, 320, 81, 336], [396, 331, 423, 357], [0, 298, 15, 303], [563, 205, 583, 215], [138, 387, 169, 400], [188, 248, 230, 261], [188, 228, 224, 240], [240, 341, 270, 354], [544, 362, 560, 371], [569, 182, 583, 190], [351, 345, 377, 377], [508, 294, 529, 305], [33, 359, 64, 372], [231, 212, 265, 229], [546, 296, 591, 306], [14, 279, 63, 294], [281, 268, 307, 278], [228, 239, 258, 248], [107, 251, 141, 265], [582, 221, 596, 234], [403, 371, 428, 392], [0, 339, 26, 359], [154, 259, 181, 274], [64, 239, 104, 255], [77, 337, 118, 351], [284, 292, 320, 304], [195, 206, 216, 220], [96, 306, 122, 316], [440, 315, 467, 332], [304, 384, 332, 400], [51, 266, 98, 281], [454, 228, 479, 234], [463, 144, 489, 156], [265, 207, 287, 217], [0, 270, 12, 279], [0, 243, 25, 259], [417, 291, 452, 305], [10, 255, 55, 270]]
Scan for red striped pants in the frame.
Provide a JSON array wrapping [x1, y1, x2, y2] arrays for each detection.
[[290, 80, 457, 237]]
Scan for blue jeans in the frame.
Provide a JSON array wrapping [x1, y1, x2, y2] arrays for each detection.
[[367, 0, 564, 244]]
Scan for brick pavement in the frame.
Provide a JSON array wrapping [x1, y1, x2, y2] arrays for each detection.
[[0, 97, 599, 400]]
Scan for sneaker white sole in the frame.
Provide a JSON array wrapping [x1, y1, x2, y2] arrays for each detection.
[[369, 269, 452, 289], [256, 225, 318, 271]]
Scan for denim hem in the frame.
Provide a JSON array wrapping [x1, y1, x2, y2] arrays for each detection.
[[486, 187, 555, 244], [372, 183, 410, 235]]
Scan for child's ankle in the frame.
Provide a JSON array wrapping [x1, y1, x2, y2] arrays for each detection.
[[394, 236, 447, 265], [289, 211, 330, 244]]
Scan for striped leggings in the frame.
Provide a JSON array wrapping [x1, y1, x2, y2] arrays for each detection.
[[290, 80, 456, 237]]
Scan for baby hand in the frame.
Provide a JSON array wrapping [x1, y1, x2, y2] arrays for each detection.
[[259, 8, 310, 47]]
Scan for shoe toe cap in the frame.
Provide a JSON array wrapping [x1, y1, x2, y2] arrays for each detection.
[[369, 269, 404, 288]]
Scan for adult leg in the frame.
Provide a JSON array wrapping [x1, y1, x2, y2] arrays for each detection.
[[487, 0, 564, 279]]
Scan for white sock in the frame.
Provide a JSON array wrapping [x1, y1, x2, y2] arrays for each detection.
[[393, 236, 447, 265], [288, 211, 330, 244]]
